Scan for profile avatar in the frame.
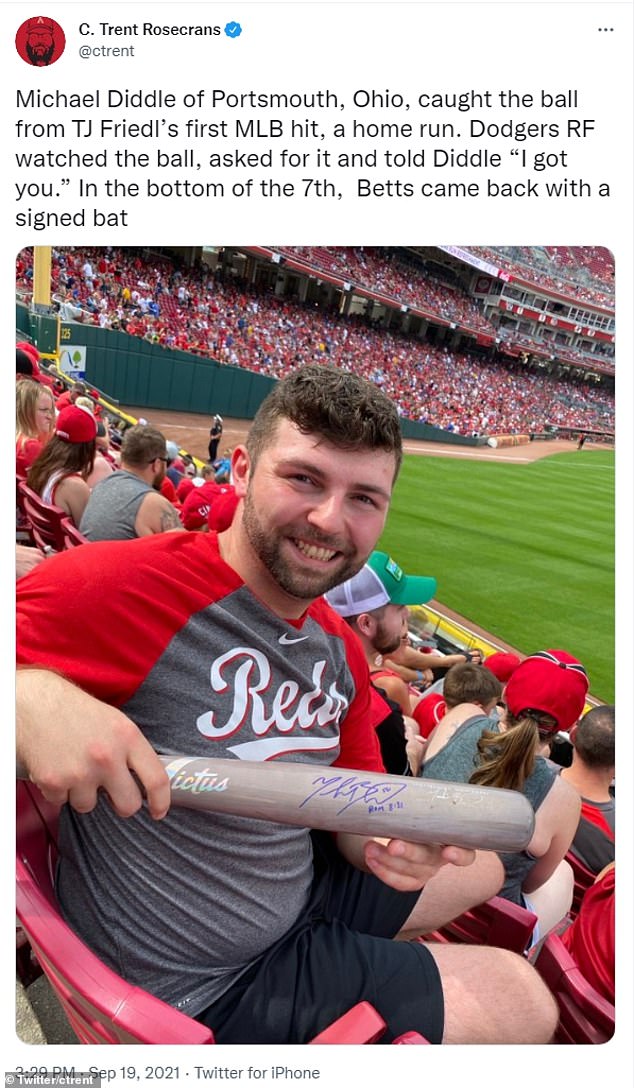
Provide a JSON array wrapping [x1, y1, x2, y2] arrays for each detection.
[[16, 16, 66, 66]]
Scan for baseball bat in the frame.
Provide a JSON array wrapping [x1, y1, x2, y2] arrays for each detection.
[[155, 753, 535, 852], [16, 754, 535, 850]]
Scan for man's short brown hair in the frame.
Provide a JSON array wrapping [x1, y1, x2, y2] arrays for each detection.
[[246, 364, 403, 480], [121, 424, 167, 467], [574, 705, 615, 769], [443, 662, 502, 710]]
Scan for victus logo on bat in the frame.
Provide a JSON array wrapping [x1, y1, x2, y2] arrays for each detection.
[[16, 15, 66, 66], [163, 757, 230, 795]]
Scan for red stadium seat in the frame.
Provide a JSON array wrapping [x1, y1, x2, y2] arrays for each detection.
[[16, 782, 428, 1045], [18, 481, 67, 553], [532, 932, 615, 1044], [309, 1005, 429, 1045], [61, 516, 88, 549], [308, 1002, 387, 1044], [16, 781, 214, 1044], [16, 478, 34, 545], [565, 850, 597, 917], [421, 895, 538, 955]]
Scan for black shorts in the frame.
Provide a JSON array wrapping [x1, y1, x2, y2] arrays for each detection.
[[197, 832, 444, 1044]]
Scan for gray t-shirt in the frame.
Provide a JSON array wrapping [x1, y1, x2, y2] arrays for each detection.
[[43, 533, 377, 1017], [421, 714, 556, 904], [80, 470, 152, 540]]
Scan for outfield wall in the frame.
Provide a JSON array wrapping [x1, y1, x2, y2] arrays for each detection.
[[17, 302, 485, 447]]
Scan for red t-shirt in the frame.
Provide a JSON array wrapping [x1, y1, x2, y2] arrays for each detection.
[[16, 436, 46, 478], [412, 692, 447, 739], [17, 530, 385, 771], [560, 865, 615, 1003], [16, 530, 388, 1014]]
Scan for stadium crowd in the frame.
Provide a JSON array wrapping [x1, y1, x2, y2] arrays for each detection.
[[467, 246, 614, 309], [15, 246, 614, 437], [277, 245, 498, 332]]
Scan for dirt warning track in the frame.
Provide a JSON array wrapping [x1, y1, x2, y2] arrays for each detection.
[[120, 406, 582, 465]]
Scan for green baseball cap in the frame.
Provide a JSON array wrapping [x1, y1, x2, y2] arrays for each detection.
[[325, 551, 437, 617]]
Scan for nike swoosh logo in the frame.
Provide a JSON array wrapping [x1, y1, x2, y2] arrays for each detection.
[[278, 633, 309, 645]]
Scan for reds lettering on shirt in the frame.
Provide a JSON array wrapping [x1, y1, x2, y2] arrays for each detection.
[[196, 646, 349, 760]]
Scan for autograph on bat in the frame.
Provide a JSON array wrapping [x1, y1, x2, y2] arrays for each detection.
[[299, 773, 408, 816]]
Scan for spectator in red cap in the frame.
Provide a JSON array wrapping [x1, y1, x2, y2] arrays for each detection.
[[16, 379, 56, 477], [422, 649, 589, 943], [482, 650, 522, 722], [206, 484, 239, 532], [27, 405, 97, 527], [16, 341, 40, 365], [180, 465, 230, 531], [484, 651, 522, 683], [503, 650, 588, 735], [175, 461, 202, 504], [16, 347, 38, 382], [16, 342, 56, 393]]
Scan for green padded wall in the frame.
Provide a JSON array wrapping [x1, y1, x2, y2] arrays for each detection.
[[16, 301, 482, 444]]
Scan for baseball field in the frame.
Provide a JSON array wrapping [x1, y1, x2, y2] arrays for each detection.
[[380, 446, 615, 703]]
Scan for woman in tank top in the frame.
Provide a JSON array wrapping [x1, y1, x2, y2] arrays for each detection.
[[422, 651, 589, 941], [27, 404, 97, 528]]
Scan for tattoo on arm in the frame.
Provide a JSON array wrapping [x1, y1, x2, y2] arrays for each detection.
[[159, 505, 184, 531]]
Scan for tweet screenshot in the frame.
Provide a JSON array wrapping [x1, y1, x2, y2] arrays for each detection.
[[6, 0, 632, 1083]]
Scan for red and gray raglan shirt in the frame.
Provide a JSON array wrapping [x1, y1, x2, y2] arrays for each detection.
[[17, 531, 386, 1016]]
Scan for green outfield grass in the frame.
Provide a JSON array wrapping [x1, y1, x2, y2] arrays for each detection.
[[379, 448, 615, 702]]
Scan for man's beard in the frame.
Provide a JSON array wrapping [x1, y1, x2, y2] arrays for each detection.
[[371, 619, 403, 656], [241, 488, 364, 601], [27, 42, 55, 65]]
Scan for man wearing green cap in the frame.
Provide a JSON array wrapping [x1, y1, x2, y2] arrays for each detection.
[[325, 551, 436, 774], [326, 552, 474, 746], [17, 365, 557, 1045]]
